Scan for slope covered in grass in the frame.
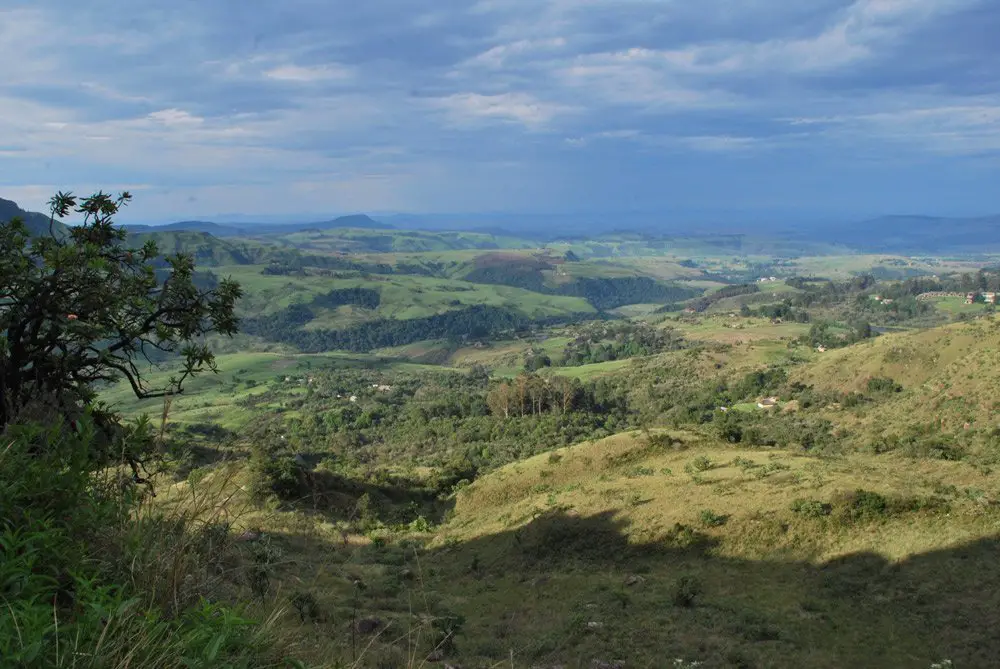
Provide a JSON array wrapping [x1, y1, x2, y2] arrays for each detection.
[[418, 431, 1000, 668], [791, 319, 1000, 449], [180, 429, 1000, 668]]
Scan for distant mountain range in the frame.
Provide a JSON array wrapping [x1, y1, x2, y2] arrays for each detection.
[[122, 213, 392, 237], [3, 195, 999, 254], [799, 215, 1000, 253]]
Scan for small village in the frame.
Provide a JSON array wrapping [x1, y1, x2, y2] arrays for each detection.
[[966, 291, 998, 304], [915, 291, 998, 304]]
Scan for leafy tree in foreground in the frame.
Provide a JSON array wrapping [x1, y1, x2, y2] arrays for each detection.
[[0, 191, 242, 448]]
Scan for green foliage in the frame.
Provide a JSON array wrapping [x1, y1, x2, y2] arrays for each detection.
[[733, 367, 788, 400], [663, 523, 711, 550], [752, 462, 791, 479], [430, 611, 466, 655], [834, 489, 889, 523], [560, 276, 699, 310], [699, 509, 728, 527], [524, 349, 553, 371], [355, 492, 382, 532], [464, 264, 699, 311], [0, 191, 241, 438], [866, 376, 903, 394], [310, 286, 381, 310], [557, 321, 686, 366], [247, 445, 307, 504], [242, 303, 584, 353], [687, 282, 759, 312], [290, 590, 322, 622], [0, 422, 285, 668], [801, 320, 875, 350], [686, 456, 715, 473], [670, 575, 703, 607], [790, 498, 832, 518]]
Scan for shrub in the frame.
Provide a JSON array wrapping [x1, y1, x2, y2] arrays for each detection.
[[699, 509, 728, 527], [431, 611, 466, 655], [731, 457, 758, 470], [686, 455, 714, 473], [247, 449, 307, 503], [648, 432, 687, 450], [835, 489, 889, 523], [842, 392, 866, 408], [664, 523, 711, 549], [0, 191, 240, 446], [753, 462, 791, 479], [670, 575, 702, 607], [867, 377, 903, 394], [790, 498, 832, 518], [355, 492, 382, 532]]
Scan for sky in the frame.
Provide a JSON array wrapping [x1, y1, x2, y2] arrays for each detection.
[[1, 0, 998, 222]]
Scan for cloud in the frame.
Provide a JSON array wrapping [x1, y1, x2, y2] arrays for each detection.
[[461, 37, 568, 69], [262, 64, 354, 83], [0, 0, 997, 217], [147, 109, 204, 126], [565, 129, 761, 152], [429, 92, 572, 127], [787, 102, 1000, 154]]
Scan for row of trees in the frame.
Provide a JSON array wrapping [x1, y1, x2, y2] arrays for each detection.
[[463, 262, 699, 311], [241, 303, 589, 353], [556, 321, 686, 366], [486, 374, 584, 417]]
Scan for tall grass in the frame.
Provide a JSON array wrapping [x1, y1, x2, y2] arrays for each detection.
[[0, 411, 300, 668]]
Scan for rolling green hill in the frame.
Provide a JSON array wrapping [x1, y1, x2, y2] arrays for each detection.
[[272, 228, 534, 253], [789, 319, 1000, 453], [129, 230, 287, 266]]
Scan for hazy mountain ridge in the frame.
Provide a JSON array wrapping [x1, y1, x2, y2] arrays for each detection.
[[5, 195, 1000, 254], [806, 214, 1000, 253], [122, 213, 392, 237]]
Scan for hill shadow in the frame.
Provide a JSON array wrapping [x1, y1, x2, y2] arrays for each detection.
[[402, 509, 1000, 669]]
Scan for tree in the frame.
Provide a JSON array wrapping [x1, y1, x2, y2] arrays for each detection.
[[0, 191, 242, 450]]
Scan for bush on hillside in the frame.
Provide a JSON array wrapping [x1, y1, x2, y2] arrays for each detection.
[[866, 376, 903, 394], [670, 575, 703, 607], [790, 498, 832, 518], [0, 420, 284, 668]]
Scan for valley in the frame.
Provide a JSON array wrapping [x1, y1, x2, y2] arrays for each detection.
[[4, 2, 997, 666], [86, 219, 1000, 667]]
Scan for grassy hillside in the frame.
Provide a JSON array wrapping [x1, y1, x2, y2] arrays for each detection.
[[214, 264, 596, 323], [130, 230, 284, 266], [100, 350, 455, 429], [167, 429, 1000, 668], [790, 319, 1000, 453], [272, 228, 534, 253]]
